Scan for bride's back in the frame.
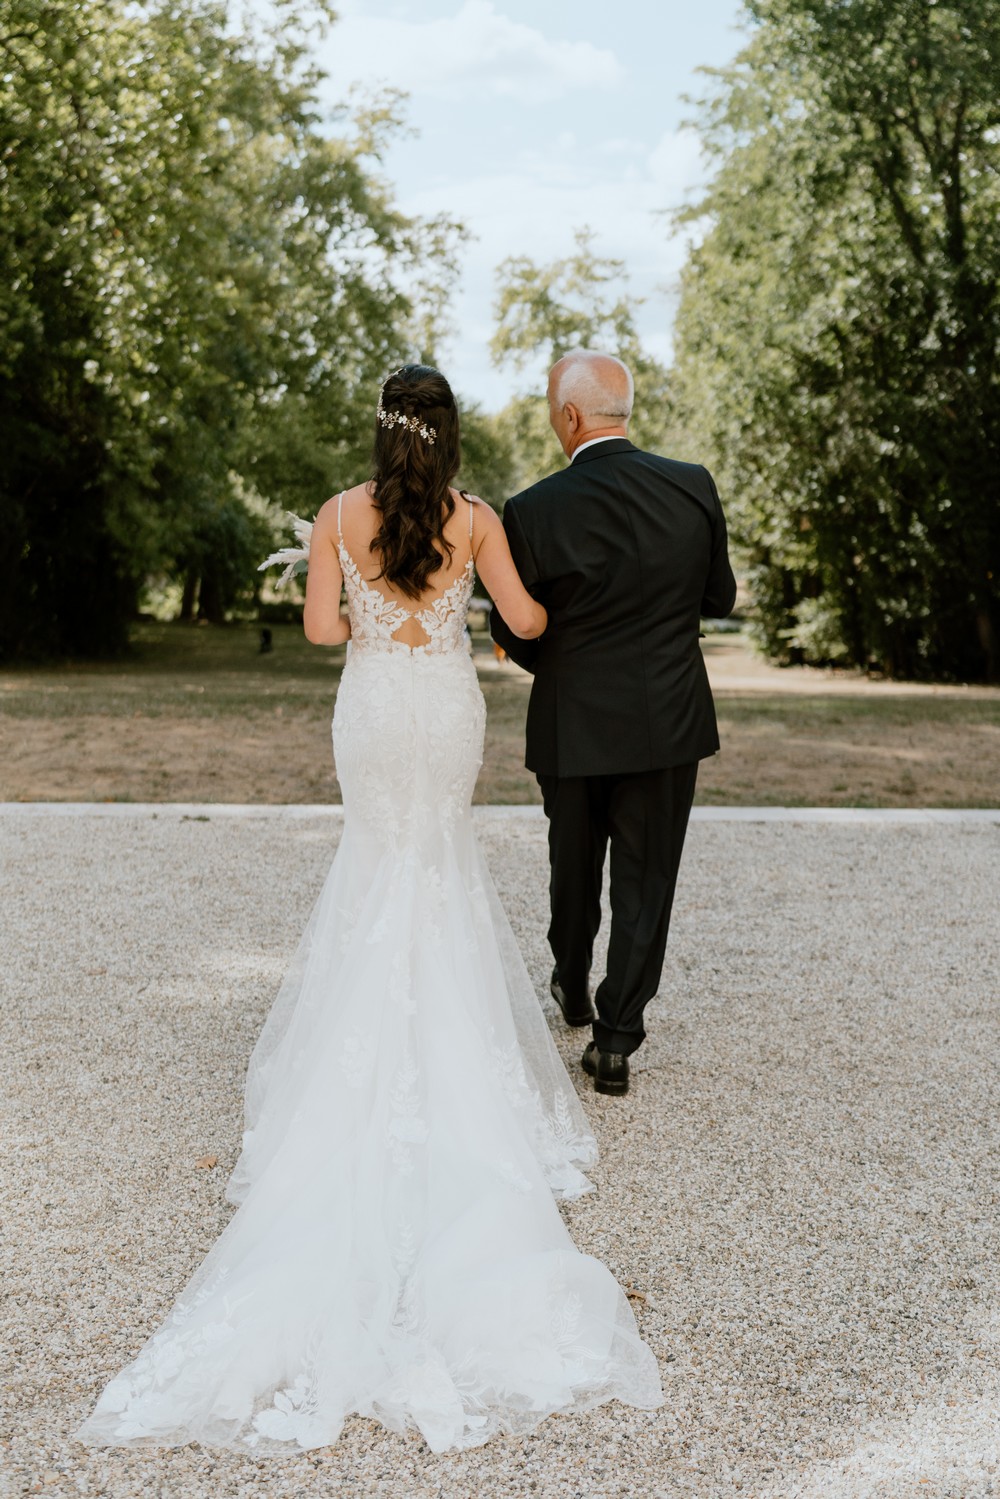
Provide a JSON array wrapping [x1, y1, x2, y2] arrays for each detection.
[[338, 482, 475, 650]]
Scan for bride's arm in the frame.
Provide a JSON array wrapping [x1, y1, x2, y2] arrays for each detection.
[[471, 500, 547, 640], [303, 499, 351, 645]]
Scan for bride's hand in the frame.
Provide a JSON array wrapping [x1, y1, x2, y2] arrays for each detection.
[[470, 500, 547, 639]]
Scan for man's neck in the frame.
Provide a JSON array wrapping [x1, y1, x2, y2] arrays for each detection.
[[570, 428, 628, 460]]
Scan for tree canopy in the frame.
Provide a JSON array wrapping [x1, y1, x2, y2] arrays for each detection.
[[673, 0, 1000, 680], [0, 0, 460, 655], [7, 0, 997, 678], [491, 229, 673, 492]]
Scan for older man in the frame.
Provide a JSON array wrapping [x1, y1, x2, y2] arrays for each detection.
[[490, 348, 737, 1096]]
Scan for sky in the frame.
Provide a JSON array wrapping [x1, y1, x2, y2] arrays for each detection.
[[310, 0, 749, 411]]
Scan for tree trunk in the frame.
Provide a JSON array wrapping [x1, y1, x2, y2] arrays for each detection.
[[197, 571, 225, 625], [976, 608, 998, 684], [179, 570, 199, 622]]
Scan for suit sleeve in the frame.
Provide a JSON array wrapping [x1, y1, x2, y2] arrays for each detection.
[[489, 500, 542, 673], [700, 468, 738, 620]]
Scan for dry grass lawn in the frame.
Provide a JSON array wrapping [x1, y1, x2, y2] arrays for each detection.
[[2, 622, 998, 806]]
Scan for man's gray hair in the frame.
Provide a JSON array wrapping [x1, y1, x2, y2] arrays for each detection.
[[552, 349, 634, 422]]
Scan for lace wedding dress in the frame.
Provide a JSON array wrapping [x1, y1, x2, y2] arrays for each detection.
[[77, 496, 663, 1455]]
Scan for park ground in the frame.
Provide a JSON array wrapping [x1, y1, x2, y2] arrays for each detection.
[[2, 621, 998, 807], [4, 628, 998, 1498], [2, 806, 998, 1499]]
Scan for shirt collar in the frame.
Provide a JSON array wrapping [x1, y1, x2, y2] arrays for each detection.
[[571, 435, 625, 462]]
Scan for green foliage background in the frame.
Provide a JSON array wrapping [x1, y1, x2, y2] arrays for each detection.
[[0, 0, 464, 654], [3, 0, 997, 681], [671, 0, 1000, 680]]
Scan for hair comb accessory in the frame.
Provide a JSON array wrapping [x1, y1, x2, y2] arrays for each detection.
[[376, 395, 437, 445]]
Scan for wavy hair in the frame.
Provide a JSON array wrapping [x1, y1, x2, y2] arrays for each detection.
[[369, 364, 462, 599]]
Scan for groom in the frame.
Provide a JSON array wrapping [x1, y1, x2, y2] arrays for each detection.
[[490, 349, 737, 1097]]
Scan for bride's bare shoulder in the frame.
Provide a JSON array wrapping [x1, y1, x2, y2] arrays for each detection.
[[466, 496, 502, 531], [314, 483, 372, 531]]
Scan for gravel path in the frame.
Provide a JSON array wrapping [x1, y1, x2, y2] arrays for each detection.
[[1, 807, 998, 1499]]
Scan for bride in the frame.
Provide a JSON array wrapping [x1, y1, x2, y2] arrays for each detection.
[[77, 364, 663, 1455]]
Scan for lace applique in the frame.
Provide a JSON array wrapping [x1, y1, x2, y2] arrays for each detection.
[[251, 1329, 329, 1450], [340, 1028, 376, 1088], [392, 1218, 418, 1279], [336, 896, 364, 955], [421, 863, 446, 944], [339, 543, 475, 658], [549, 1283, 585, 1346], [388, 950, 415, 1015], [252, 1371, 325, 1448], [494, 1157, 534, 1193], [387, 1054, 428, 1172], [412, 566, 477, 652], [332, 639, 485, 850], [366, 912, 390, 946], [488, 1035, 533, 1102], [93, 1269, 238, 1437], [487, 1032, 595, 1198]]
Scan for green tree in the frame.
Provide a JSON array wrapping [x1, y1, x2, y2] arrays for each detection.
[[673, 0, 1000, 679], [0, 0, 459, 654], [491, 229, 673, 492], [453, 403, 517, 513]]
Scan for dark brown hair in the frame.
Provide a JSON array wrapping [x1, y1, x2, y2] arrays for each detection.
[[369, 364, 462, 599]]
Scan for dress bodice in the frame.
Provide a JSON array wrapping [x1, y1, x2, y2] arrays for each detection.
[[337, 492, 475, 657]]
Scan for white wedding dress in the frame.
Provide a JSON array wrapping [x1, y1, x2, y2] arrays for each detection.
[[77, 496, 663, 1454]]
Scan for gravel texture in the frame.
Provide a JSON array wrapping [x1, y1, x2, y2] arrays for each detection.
[[1, 806, 999, 1499]]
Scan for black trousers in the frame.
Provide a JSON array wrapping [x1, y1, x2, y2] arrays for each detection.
[[537, 762, 699, 1057]]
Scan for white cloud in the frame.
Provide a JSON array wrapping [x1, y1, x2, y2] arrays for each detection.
[[287, 0, 737, 412], [317, 0, 624, 102]]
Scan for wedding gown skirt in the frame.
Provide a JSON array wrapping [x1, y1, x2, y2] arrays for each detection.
[[77, 642, 663, 1454]]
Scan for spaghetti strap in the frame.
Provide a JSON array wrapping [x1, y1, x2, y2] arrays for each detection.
[[336, 491, 344, 540], [468, 496, 474, 543]]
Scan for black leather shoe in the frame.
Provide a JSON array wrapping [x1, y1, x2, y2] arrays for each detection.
[[581, 1041, 630, 1096], [550, 969, 595, 1027]]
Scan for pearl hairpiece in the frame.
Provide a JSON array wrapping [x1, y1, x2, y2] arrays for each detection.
[[376, 397, 437, 445]]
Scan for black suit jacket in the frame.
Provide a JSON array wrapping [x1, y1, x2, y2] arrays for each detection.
[[489, 438, 737, 778]]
